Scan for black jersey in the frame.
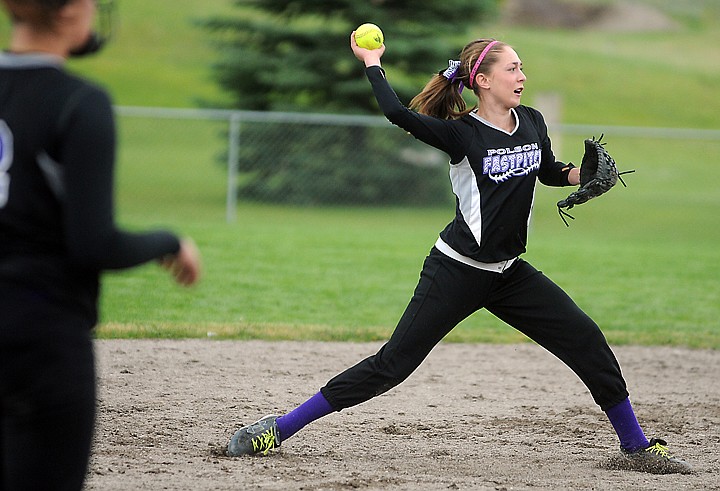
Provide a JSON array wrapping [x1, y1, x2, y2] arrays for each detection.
[[366, 66, 573, 263], [0, 53, 180, 323]]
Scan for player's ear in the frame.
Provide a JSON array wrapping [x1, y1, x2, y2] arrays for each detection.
[[475, 72, 491, 89]]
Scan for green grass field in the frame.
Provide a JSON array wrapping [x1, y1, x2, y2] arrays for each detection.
[[93, 3, 720, 348], [3, 1, 718, 347], [99, 119, 720, 348]]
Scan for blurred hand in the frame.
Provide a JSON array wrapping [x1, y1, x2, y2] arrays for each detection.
[[350, 31, 384, 67], [160, 238, 202, 286]]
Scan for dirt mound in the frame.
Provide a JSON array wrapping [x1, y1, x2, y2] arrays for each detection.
[[501, 0, 679, 31]]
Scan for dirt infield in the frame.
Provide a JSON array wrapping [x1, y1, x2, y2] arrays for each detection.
[[86, 340, 719, 490]]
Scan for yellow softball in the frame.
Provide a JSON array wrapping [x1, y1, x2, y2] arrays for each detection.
[[354, 23, 384, 50]]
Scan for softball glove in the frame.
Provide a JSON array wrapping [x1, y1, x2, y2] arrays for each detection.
[[557, 134, 634, 226]]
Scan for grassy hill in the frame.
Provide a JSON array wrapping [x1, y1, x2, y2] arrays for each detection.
[[90, 0, 720, 128], [66, 0, 236, 107], [3, 0, 717, 128]]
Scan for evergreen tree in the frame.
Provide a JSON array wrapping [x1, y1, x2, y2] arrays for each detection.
[[204, 0, 499, 112], [202, 1, 500, 206]]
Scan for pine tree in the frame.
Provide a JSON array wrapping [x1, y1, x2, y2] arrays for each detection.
[[202, 1, 499, 205], [203, 0, 499, 113]]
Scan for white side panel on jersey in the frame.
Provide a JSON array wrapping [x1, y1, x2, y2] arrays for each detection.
[[0, 119, 14, 208], [449, 155, 483, 247], [528, 181, 538, 230], [37, 151, 66, 200]]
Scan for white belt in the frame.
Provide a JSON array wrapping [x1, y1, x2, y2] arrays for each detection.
[[434, 237, 516, 273]]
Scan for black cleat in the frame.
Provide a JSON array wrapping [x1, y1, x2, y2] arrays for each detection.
[[227, 415, 281, 456], [613, 438, 693, 474]]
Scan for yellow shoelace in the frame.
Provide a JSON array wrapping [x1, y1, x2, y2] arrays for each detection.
[[251, 426, 278, 456], [645, 441, 671, 458]]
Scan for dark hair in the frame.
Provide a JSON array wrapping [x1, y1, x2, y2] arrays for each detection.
[[409, 39, 509, 120], [1, 0, 71, 29]]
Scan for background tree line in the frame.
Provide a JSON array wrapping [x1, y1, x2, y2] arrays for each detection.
[[203, 0, 499, 205]]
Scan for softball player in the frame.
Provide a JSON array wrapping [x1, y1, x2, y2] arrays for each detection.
[[0, 1, 201, 489], [227, 35, 690, 475]]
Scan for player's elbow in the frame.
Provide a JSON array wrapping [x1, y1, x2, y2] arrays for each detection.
[[65, 229, 119, 270], [384, 106, 411, 127]]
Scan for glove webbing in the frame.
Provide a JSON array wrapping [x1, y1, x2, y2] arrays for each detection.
[[558, 169, 636, 227]]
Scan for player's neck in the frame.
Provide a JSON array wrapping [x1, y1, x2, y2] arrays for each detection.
[[9, 27, 69, 59], [476, 104, 515, 133]]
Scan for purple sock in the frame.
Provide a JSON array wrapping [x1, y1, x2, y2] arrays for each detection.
[[276, 391, 334, 442], [605, 397, 649, 452]]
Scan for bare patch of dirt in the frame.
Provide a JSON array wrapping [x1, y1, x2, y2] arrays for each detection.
[[501, 0, 679, 31], [85, 340, 719, 490]]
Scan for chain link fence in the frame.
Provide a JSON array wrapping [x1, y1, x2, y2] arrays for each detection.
[[115, 106, 720, 222], [116, 107, 452, 222]]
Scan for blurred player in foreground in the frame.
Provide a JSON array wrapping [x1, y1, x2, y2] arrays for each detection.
[[0, 1, 202, 489], [226, 33, 691, 475]]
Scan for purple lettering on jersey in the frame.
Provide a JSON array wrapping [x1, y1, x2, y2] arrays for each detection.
[[483, 143, 540, 183], [0, 120, 11, 165]]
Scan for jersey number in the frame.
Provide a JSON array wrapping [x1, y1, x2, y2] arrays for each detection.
[[0, 120, 13, 208]]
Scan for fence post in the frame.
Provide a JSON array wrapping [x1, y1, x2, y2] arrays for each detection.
[[534, 92, 563, 153], [226, 112, 241, 223]]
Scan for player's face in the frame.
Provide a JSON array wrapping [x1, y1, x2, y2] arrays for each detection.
[[66, 0, 97, 53], [485, 47, 526, 109], [67, 0, 111, 57]]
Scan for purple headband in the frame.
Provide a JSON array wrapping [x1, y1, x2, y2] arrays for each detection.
[[468, 40, 499, 89]]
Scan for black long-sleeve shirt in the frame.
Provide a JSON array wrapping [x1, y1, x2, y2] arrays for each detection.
[[0, 53, 180, 323], [366, 65, 573, 263]]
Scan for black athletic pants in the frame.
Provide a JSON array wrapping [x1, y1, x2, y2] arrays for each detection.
[[321, 248, 629, 412], [0, 285, 96, 491]]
